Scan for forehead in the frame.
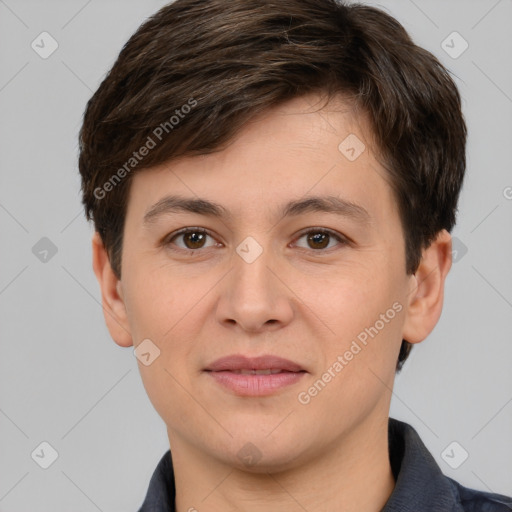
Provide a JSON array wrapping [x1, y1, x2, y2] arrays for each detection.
[[125, 93, 396, 228]]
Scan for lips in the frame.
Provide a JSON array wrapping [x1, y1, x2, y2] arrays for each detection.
[[204, 354, 304, 373], [204, 355, 306, 396], [230, 369, 283, 375]]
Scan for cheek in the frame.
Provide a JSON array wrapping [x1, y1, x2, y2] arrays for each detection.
[[126, 276, 200, 426], [297, 287, 405, 429], [123, 258, 192, 341], [317, 260, 396, 322], [124, 264, 207, 373], [315, 258, 406, 372]]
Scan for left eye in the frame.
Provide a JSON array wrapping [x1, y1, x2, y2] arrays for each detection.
[[294, 229, 347, 251]]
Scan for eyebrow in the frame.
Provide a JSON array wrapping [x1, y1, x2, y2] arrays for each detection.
[[142, 194, 371, 226]]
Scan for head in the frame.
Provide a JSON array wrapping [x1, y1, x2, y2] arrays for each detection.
[[80, 0, 465, 471]]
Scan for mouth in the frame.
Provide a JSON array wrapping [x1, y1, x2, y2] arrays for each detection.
[[225, 369, 287, 375], [204, 355, 307, 396]]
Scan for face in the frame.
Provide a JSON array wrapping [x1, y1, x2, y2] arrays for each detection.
[[105, 94, 421, 471]]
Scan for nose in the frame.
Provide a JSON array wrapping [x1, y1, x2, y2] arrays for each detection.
[[215, 243, 294, 334]]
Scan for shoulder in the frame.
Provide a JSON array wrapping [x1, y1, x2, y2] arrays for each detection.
[[447, 476, 512, 512], [385, 418, 512, 512], [137, 450, 175, 512]]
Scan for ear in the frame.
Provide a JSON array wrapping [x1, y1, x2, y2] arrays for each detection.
[[91, 231, 133, 347], [402, 229, 452, 344]]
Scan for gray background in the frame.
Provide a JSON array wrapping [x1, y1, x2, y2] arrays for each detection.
[[0, 0, 511, 510]]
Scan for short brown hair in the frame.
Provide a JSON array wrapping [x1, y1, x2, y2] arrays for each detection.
[[78, 0, 467, 371]]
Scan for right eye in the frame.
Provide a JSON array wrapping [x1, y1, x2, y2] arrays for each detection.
[[164, 227, 221, 252]]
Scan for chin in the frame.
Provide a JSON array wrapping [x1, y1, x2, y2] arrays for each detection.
[[214, 426, 312, 474], [226, 446, 306, 475]]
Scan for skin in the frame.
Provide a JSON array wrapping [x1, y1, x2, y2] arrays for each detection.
[[92, 93, 452, 512]]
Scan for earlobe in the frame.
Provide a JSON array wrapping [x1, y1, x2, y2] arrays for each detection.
[[91, 232, 133, 347], [402, 229, 452, 344]]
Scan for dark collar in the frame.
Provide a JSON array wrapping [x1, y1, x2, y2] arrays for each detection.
[[138, 418, 512, 511]]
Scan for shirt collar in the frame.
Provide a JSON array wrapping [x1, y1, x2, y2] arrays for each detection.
[[382, 418, 462, 511]]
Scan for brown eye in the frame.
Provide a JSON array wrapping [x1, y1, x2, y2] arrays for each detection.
[[181, 231, 207, 249], [307, 231, 330, 249], [294, 229, 348, 251], [166, 228, 217, 251]]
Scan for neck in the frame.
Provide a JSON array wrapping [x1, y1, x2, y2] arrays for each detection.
[[170, 413, 395, 512]]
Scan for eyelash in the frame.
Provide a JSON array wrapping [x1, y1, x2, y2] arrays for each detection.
[[163, 227, 350, 254]]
